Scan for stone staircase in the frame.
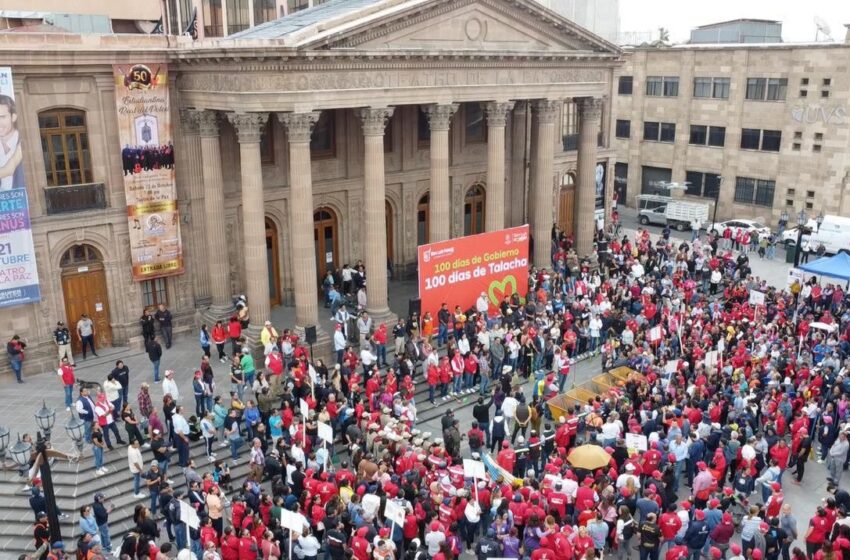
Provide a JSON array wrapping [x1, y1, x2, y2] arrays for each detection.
[[0, 346, 498, 555]]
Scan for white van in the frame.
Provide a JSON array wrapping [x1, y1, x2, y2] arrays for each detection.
[[810, 215, 850, 255]]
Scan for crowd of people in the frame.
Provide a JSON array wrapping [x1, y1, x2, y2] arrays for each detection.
[[15, 222, 850, 560]]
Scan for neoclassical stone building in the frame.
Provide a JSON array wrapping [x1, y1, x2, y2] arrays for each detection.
[[0, 0, 622, 374]]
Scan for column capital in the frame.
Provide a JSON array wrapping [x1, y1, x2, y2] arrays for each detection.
[[484, 101, 515, 128], [179, 108, 201, 136], [226, 112, 268, 144], [532, 99, 561, 124], [278, 111, 321, 143], [423, 103, 459, 132], [197, 110, 220, 138], [358, 107, 394, 137], [577, 97, 604, 121]]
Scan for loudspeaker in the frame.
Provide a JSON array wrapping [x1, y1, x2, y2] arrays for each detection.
[[305, 325, 317, 345], [408, 298, 421, 317]]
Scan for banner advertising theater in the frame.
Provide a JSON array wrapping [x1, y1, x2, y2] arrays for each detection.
[[0, 67, 40, 308], [418, 225, 530, 321], [113, 63, 184, 280]]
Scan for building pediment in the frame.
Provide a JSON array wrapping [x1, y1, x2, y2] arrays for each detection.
[[323, 0, 607, 54], [235, 0, 620, 57]]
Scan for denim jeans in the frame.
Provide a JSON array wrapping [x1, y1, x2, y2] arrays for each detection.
[[175, 522, 187, 549], [479, 374, 491, 395], [99, 524, 111, 551], [558, 373, 569, 392], [452, 376, 462, 394], [63, 384, 73, 408], [93, 445, 103, 470], [229, 436, 243, 460], [440, 383, 448, 397], [9, 358, 21, 381], [437, 324, 448, 346], [133, 472, 142, 494], [150, 490, 159, 515], [463, 373, 473, 390], [83, 420, 93, 443], [429, 385, 436, 403], [152, 360, 161, 382], [377, 344, 386, 366]]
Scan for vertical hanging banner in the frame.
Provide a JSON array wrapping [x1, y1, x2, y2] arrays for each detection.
[[417, 225, 530, 321], [113, 63, 183, 280], [0, 67, 41, 308]]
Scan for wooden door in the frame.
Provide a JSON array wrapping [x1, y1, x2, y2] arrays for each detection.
[[266, 218, 281, 306], [558, 186, 575, 237], [62, 268, 112, 353], [313, 208, 339, 281], [417, 194, 430, 246]]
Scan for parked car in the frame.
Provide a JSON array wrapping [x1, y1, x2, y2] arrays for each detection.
[[781, 219, 818, 247], [707, 219, 772, 241]]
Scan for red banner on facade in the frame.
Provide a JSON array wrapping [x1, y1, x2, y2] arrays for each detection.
[[417, 225, 530, 322]]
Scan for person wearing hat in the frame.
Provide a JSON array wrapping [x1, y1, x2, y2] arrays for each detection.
[[683, 509, 710, 560], [46, 541, 65, 560], [32, 511, 50, 554]]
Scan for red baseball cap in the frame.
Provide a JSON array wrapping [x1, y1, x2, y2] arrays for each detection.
[[694, 510, 705, 520], [731, 544, 742, 555]]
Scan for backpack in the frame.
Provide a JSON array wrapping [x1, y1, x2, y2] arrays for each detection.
[[468, 431, 482, 449], [622, 518, 635, 540]]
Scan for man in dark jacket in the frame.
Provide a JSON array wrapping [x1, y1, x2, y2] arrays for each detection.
[[684, 509, 710, 559], [146, 338, 163, 382], [473, 397, 494, 450]]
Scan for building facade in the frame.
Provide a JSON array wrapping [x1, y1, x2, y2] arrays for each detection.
[[0, 0, 621, 376], [610, 38, 850, 226]]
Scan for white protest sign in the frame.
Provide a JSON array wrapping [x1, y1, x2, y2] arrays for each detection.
[[648, 326, 662, 342], [362, 493, 381, 519], [317, 421, 333, 443], [463, 459, 487, 480], [299, 398, 309, 418], [748, 290, 765, 306], [180, 501, 200, 529], [625, 433, 648, 452], [279, 509, 306, 534], [705, 350, 718, 369], [788, 267, 805, 286], [664, 360, 679, 375], [384, 499, 406, 526]]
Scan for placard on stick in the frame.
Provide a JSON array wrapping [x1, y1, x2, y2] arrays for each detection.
[[463, 459, 486, 480], [280, 509, 305, 534], [317, 421, 333, 443], [384, 499, 405, 526]]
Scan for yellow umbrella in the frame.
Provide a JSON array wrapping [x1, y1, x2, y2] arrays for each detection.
[[567, 444, 612, 470]]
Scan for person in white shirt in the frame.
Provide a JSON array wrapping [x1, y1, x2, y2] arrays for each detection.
[[360, 346, 377, 374], [616, 463, 642, 490], [162, 370, 180, 402], [501, 393, 519, 433], [333, 325, 346, 363], [457, 333, 471, 356], [127, 440, 145, 498], [295, 529, 321, 560], [463, 495, 482, 548], [424, 523, 446, 557]]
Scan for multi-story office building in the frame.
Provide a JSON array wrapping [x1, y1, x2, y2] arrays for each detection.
[[611, 24, 850, 225]]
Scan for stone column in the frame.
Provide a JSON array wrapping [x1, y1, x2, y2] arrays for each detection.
[[227, 112, 270, 326], [530, 99, 560, 268], [424, 103, 458, 242], [178, 109, 210, 306], [509, 102, 529, 227], [484, 101, 514, 232], [358, 107, 396, 322], [575, 97, 603, 259], [279, 112, 322, 330], [197, 110, 231, 309]]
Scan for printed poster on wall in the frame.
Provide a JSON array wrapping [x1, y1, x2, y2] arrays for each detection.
[[0, 67, 41, 308], [417, 225, 530, 322], [113, 63, 183, 280]]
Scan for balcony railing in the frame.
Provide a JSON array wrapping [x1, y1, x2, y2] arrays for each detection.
[[44, 183, 108, 215]]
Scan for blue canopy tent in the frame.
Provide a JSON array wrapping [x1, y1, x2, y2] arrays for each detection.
[[799, 252, 850, 283]]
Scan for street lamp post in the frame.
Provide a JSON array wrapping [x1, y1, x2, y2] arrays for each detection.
[[35, 401, 56, 441], [65, 413, 86, 456], [31, 403, 62, 545], [711, 176, 724, 232], [793, 209, 809, 267]]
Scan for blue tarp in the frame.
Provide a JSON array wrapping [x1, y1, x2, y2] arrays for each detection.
[[799, 252, 850, 282]]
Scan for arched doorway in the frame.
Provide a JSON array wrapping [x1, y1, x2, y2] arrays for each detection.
[[60, 244, 112, 354], [385, 200, 394, 269], [557, 172, 576, 236], [464, 183, 486, 235], [265, 218, 281, 307], [314, 207, 339, 281], [417, 193, 430, 246]]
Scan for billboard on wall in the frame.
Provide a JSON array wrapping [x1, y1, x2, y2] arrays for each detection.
[[0, 67, 41, 308], [417, 225, 530, 321], [113, 63, 184, 280]]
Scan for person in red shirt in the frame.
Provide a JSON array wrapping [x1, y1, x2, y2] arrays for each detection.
[[660, 504, 683, 552], [770, 439, 791, 471], [574, 478, 597, 512], [350, 526, 372, 560], [532, 535, 558, 560], [237, 528, 257, 560], [642, 442, 663, 476], [373, 323, 388, 367], [498, 441, 516, 474], [806, 507, 831, 558], [220, 527, 240, 560]]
